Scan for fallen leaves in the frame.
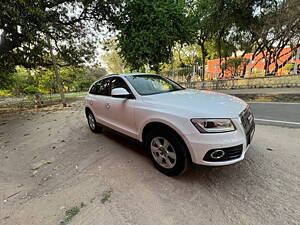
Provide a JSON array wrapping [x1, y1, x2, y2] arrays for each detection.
[[31, 160, 52, 170]]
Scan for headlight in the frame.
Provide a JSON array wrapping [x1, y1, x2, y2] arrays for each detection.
[[191, 119, 236, 133]]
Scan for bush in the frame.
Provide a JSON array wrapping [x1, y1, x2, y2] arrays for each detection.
[[23, 85, 40, 95], [221, 58, 250, 78]]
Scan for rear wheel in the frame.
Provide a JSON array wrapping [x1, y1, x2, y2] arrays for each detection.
[[86, 111, 102, 133], [146, 128, 189, 176]]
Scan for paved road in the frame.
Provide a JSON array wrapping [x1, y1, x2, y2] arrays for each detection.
[[1, 100, 299, 225], [249, 102, 300, 127], [220, 87, 300, 95]]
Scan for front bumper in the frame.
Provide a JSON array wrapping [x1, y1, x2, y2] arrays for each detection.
[[185, 118, 255, 166]]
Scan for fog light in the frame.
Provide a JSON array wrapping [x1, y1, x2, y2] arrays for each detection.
[[210, 149, 225, 159]]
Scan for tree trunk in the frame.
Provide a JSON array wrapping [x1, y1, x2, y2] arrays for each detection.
[[171, 55, 175, 80], [199, 41, 206, 81], [262, 51, 268, 76], [294, 48, 300, 74], [26, 69, 43, 107], [46, 36, 66, 107], [216, 33, 224, 78], [242, 62, 247, 77]]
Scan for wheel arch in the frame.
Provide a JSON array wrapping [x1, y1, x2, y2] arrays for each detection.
[[141, 121, 193, 162], [85, 107, 93, 116]]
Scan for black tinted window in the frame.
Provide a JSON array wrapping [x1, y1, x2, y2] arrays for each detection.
[[111, 77, 131, 93], [89, 78, 111, 96], [99, 78, 111, 96], [89, 83, 98, 94]]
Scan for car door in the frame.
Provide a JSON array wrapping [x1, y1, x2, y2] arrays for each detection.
[[89, 78, 112, 125], [104, 77, 137, 139]]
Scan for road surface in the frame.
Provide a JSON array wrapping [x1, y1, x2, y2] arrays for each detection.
[[249, 102, 300, 127], [0, 100, 299, 225], [221, 87, 300, 95]]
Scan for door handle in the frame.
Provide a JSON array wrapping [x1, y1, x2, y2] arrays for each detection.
[[105, 103, 111, 109]]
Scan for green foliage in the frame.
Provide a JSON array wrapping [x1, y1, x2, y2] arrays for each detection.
[[0, 0, 122, 74], [23, 85, 40, 95], [283, 64, 294, 71], [182, 0, 300, 77], [59, 206, 80, 225], [9, 67, 31, 95], [1, 0, 299, 86], [0, 72, 13, 90], [0, 89, 12, 96], [102, 39, 129, 74], [221, 58, 250, 78], [0, 66, 106, 96], [187, 0, 258, 65], [116, 0, 191, 72], [101, 188, 113, 204]]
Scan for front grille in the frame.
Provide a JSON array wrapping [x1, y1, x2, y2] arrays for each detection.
[[203, 145, 243, 162]]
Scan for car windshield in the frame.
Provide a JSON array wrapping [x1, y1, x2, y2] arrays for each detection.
[[126, 75, 184, 95]]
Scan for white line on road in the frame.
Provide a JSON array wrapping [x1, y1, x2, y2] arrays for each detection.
[[255, 118, 300, 125], [248, 102, 300, 105]]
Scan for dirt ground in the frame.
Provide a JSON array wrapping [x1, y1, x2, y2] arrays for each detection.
[[0, 100, 299, 225]]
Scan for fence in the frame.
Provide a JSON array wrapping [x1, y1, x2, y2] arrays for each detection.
[[162, 64, 205, 81], [176, 74, 300, 90]]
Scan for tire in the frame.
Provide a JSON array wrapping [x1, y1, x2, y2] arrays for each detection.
[[146, 128, 190, 176], [86, 110, 102, 133]]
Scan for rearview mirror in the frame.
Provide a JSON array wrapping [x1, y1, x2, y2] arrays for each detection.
[[111, 88, 131, 98]]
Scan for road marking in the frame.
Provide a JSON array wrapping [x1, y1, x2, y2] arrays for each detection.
[[255, 118, 300, 125], [249, 102, 300, 105]]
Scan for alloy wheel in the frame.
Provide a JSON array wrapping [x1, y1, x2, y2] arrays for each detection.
[[88, 113, 96, 130], [150, 137, 177, 169]]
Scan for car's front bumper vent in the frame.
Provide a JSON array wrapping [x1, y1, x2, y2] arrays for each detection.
[[203, 144, 243, 162]]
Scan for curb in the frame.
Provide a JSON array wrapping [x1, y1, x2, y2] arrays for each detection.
[[232, 93, 300, 103]]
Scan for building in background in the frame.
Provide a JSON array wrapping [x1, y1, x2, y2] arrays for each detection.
[[206, 47, 300, 80]]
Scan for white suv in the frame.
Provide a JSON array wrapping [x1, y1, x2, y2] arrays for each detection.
[[85, 74, 255, 176]]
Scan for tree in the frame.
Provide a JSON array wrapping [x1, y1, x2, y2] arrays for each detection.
[[102, 39, 128, 74], [172, 43, 201, 67], [0, 0, 122, 59], [0, 71, 13, 90], [221, 58, 249, 78], [187, 0, 215, 79], [248, 0, 300, 75], [60, 65, 107, 92], [116, 0, 190, 72], [0, 0, 121, 104], [186, 0, 257, 78]]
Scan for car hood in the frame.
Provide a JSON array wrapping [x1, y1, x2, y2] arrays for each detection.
[[141, 89, 248, 118]]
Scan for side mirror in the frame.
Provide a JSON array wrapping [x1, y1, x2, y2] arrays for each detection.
[[111, 88, 131, 98]]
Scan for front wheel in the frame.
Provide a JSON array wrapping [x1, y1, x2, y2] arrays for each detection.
[[86, 111, 102, 133], [146, 129, 189, 176]]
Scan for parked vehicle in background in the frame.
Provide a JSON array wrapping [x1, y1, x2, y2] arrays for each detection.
[[85, 74, 255, 176]]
